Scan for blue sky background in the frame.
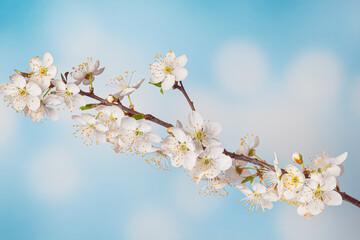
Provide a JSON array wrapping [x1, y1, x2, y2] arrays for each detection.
[[1, 0, 360, 239]]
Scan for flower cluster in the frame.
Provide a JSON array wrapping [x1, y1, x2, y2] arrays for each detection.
[[0, 50, 354, 218]]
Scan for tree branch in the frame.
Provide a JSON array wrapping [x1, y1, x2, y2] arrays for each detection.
[[77, 88, 360, 209]]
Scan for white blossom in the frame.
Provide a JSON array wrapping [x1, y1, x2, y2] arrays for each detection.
[[73, 60, 105, 85], [150, 51, 188, 91], [162, 127, 197, 170], [186, 111, 222, 147], [52, 79, 86, 108], [72, 113, 108, 145], [236, 135, 259, 157], [0, 74, 42, 111], [29, 52, 57, 91]]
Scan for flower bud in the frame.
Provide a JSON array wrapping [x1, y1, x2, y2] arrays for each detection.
[[292, 152, 303, 165], [107, 94, 116, 103]]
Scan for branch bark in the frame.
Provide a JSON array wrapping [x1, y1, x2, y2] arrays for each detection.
[[77, 88, 360, 209]]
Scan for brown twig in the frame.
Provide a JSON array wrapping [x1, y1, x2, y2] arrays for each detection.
[[173, 81, 196, 111], [77, 87, 360, 209]]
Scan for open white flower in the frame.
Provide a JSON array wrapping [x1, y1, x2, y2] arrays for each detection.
[[29, 52, 57, 91], [312, 152, 348, 177], [191, 146, 232, 183], [186, 111, 222, 147], [73, 60, 105, 85], [118, 117, 161, 154], [0, 74, 42, 111], [25, 95, 61, 122], [263, 153, 283, 195], [145, 146, 172, 171], [72, 113, 108, 145], [281, 164, 305, 200], [95, 105, 124, 130], [110, 72, 145, 101], [237, 182, 277, 213], [236, 135, 259, 157], [162, 127, 197, 170], [298, 173, 342, 216], [150, 51, 188, 91], [52, 79, 86, 108]]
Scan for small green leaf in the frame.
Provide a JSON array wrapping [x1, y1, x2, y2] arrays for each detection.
[[241, 176, 255, 184], [80, 104, 97, 110], [132, 113, 145, 120], [160, 88, 164, 94], [149, 82, 162, 88]]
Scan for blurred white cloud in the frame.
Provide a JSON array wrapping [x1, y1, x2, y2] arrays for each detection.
[[125, 206, 182, 240], [0, 101, 16, 150], [27, 147, 82, 202], [209, 44, 344, 159], [215, 40, 268, 94], [277, 205, 360, 240], [172, 174, 222, 218], [286, 50, 343, 108]]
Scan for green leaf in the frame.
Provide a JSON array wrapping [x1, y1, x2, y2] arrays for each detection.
[[149, 82, 162, 88], [241, 176, 255, 184], [80, 104, 97, 110], [160, 88, 164, 94], [132, 113, 145, 120]]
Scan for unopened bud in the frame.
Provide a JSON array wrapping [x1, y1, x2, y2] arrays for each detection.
[[292, 152, 303, 165], [107, 95, 116, 103]]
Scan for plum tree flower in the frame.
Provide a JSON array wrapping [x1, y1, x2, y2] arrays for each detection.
[[95, 105, 124, 131], [73, 59, 105, 86], [117, 117, 161, 154], [108, 72, 145, 101], [162, 127, 197, 170], [150, 51, 188, 91], [52, 79, 86, 108], [29, 52, 58, 91], [236, 135, 259, 157], [312, 152, 348, 177], [0, 74, 42, 111], [237, 182, 277, 213], [298, 173, 343, 216], [281, 164, 305, 200], [25, 95, 61, 122], [72, 113, 108, 145], [186, 111, 222, 147], [191, 146, 232, 183], [263, 153, 283, 194]]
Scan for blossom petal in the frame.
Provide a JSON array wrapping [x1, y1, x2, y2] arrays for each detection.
[[323, 191, 342, 206], [67, 83, 80, 95], [42, 52, 54, 68], [26, 95, 40, 111], [11, 74, 26, 88], [174, 54, 187, 68], [121, 117, 137, 130], [161, 75, 175, 91], [330, 152, 348, 165], [321, 176, 337, 192], [47, 66, 57, 78], [29, 57, 42, 71], [132, 77, 145, 89], [252, 182, 267, 194], [26, 82, 42, 96], [173, 68, 188, 81], [92, 67, 105, 75], [88, 60, 100, 72], [188, 111, 204, 130], [73, 71, 86, 81]]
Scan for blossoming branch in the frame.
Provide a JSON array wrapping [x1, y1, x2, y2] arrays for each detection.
[[1, 51, 359, 218]]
